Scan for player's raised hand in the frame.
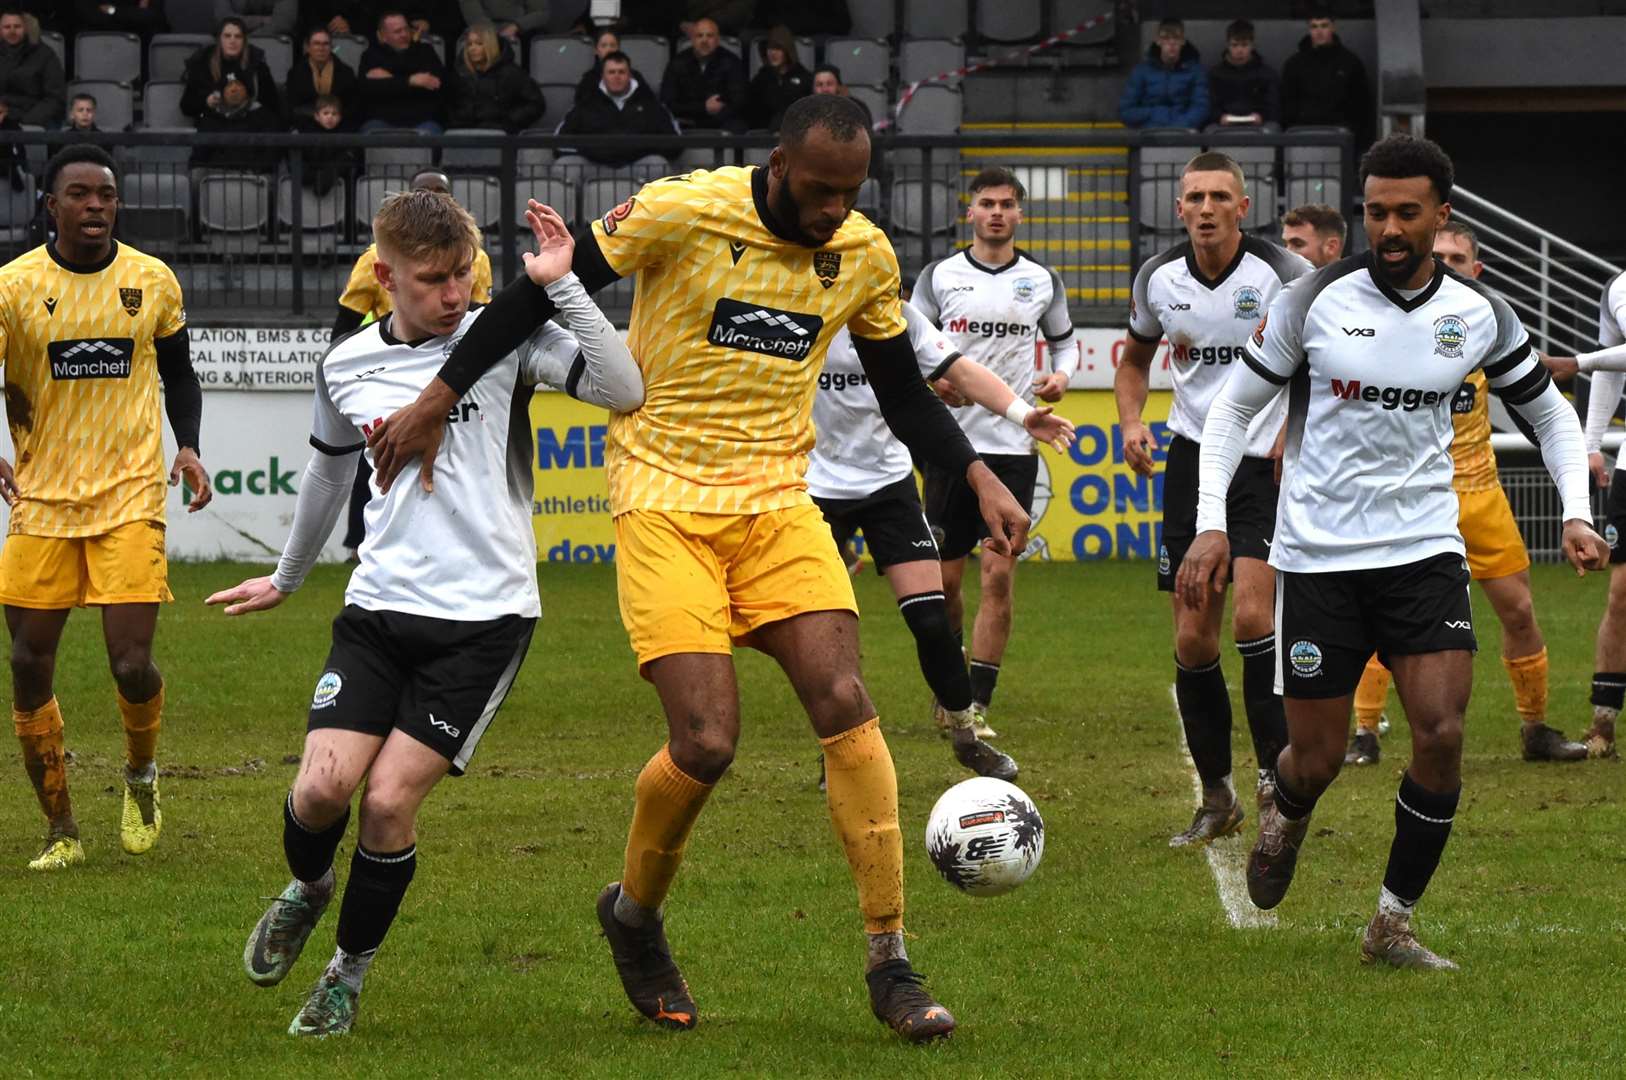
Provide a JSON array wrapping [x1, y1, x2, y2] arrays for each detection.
[[1561, 519, 1610, 576], [205, 576, 287, 616], [0, 456, 16, 505], [368, 382, 455, 493], [1023, 406, 1075, 452], [521, 200, 574, 286], [1590, 451, 1610, 490], [171, 447, 212, 511], [1034, 370, 1070, 402], [968, 461, 1030, 557], [1176, 530, 1231, 609], [1122, 419, 1157, 476]]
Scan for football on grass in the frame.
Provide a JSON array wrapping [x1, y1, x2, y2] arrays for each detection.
[[924, 777, 1045, 896]]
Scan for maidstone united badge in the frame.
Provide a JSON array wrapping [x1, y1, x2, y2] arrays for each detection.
[[813, 251, 841, 289], [119, 288, 142, 316]]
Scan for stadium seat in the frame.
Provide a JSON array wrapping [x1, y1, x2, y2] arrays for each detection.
[[1210, 144, 1278, 230], [514, 176, 578, 229], [119, 172, 189, 248], [895, 85, 960, 134], [41, 31, 64, 71], [331, 34, 368, 72], [0, 172, 34, 244], [1284, 129, 1347, 214], [362, 132, 434, 175], [276, 174, 346, 232], [197, 172, 269, 234], [890, 179, 958, 235], [354, 175, 396, 235], [141, 82, 188, 129], [1137, 137, 1192, 232], [899, 39, 964, 85], [903, 0, 970, 40], [581, 175, 642, 222], [849, 3, 897, 39], [976, 2, 1041, 42], [250, 36, 294, 87], [441, 128, 504, 170], [1051, 0, 1117, 44], [531, 35, 593, 81], [149, 34, 212, 83], [164, 0, 216, 33], [536, 84, 576, 134], [516, 134, 556, 172], [618, 36, 668, 91], [847, 84, 888, 126], [824, 39, 891, 87], [746, 35, 815, 79], [856, 177, 882, 216], [116, 128, 193, 168], [75, 32, 142, 84], [69, 81, 134, 133], [451, 176, 501, 231]]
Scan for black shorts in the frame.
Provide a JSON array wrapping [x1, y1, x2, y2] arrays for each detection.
[[1275, 553, 1476, 699], [924, 453, 1038, 561], [1607, 467, 1626, 564], [1158, 434, 1278, 591], [308, 605, 535, 775], [814, 477, 938, 571]]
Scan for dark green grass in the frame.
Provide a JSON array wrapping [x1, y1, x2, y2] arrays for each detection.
[[1, 561, 1621, 1078]]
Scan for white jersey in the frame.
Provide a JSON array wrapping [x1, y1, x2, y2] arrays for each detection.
[[311, 308, 585, 620], [1129, 236, 1312, 457], [807, 301, 960, 500], [1243, 253, 1549, 572], [912, 248, 1075, 455]]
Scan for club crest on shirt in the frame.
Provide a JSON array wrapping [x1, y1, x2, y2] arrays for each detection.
[[813, 250, 842, 289], [601, 196, 636, 236], [1433, 314, 1468, 358], [119, 287, 142, 316], [1232, 284, 1262, 320], [1288, 640, 1324, 677], [1012, 277, 1036, 302]]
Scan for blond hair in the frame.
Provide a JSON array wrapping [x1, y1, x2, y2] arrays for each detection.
[[372, 190, 481, 270], [462, 22, 500, 74]]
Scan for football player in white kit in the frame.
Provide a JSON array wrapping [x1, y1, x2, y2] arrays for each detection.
[[206, 194, 644, 1035], [1116, 152, 1312, 848], [911, 167, 1077, 740], [810, 300, 1075, 782], [1180, 134, 1607, 968]]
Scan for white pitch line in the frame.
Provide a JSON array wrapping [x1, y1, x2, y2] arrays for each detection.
[[1168, 685, 1277, 930]]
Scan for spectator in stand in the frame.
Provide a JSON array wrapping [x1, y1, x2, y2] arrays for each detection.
[[572, 27, 652, 103], [215, 0, 296, 36], [300, 2, 362, 35], [286, 25, 359, 122], [812, 63, 868, 128], [74, 0, 168, 36], [358, 9, 446, 133], [1117, 17, 1207, 130], [188, 61, 284, 170], [753, 0, 848, 37], [556, 50, 675, 176], [660, 16, 746, 133], [449, 22, 543, 132], [293, 92, 356, 195], [0, 7, 63, 128], [679, 1, 750, 36], [67, 92, 98, 131], [457, 0, 548, 46], [1207, 18, 1278, 130], [181, 18, 284, 124], [1280, 7, 1372, 148], [745, 24, 809, 132]]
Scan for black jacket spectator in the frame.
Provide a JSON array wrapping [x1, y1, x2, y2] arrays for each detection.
[[73, 0, 168, 34], [559, 71, 677, 166], [575, 59, 652, 104], [181, 39, 283, 123], [745, 27, 809, 131], [660, 39, 747, 132], [286, 46, 359, 122], [1280, 32, 1371, 146], [0, 31, 65, 128], [1208, 50, 1279, 126], [215, 0, 296, 36], [191, 90, 283, 170], [458, 0, 549, 38], [448, 30, 543, 132], [357, 38, 445, 128], [292, 111, 356, 195]]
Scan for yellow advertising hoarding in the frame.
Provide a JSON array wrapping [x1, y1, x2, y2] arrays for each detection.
[[528, 390, 1176, 564]]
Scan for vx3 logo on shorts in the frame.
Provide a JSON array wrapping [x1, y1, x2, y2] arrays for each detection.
[[428, 713, 462, 738], [1443, 620, 1472, 630]]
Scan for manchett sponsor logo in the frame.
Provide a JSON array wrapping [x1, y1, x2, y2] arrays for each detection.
[[1289, 640, 1323, 676]]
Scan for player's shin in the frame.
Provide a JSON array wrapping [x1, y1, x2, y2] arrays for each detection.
[[1379, 772, 1460, 915], [330, 843, 418, 991], [15, 697, 75, 833], [820, 717, 905, 967], [1175, 654, 1234, 798], [620, 745, 715, 923], [118, 684, 162, 774], [1503, 648, 1548, 724], [1237, 635, 1287, 782], [899, 592, 974, 734], [284, 790, 349, 886]]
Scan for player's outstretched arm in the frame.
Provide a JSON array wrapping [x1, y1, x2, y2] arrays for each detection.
[[1115, 337, 1159, 476], [155, 330, 211, 512], [939, 356, 1075, 452]]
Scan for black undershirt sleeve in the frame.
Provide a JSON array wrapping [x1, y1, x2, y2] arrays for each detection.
[[853, 332, 979, 477], [331, 305, 364, 343], [154, 330, 202, 453], [435, 226, 623, 397]]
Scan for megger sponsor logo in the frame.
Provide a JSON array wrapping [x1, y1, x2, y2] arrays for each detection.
[[1169, 342, 1244, 365], [945, 317, 1033, 338], [707, 298, 823, 361], [1329, 379, 1449, 412]]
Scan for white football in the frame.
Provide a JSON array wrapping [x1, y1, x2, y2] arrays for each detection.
[[924, 777, 1045, 896]]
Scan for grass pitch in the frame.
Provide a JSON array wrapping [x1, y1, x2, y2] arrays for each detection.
[[0, 560, 1620, 1078]]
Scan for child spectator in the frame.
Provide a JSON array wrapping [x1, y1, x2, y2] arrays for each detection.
[[294, 93, 355, 196], [67, 92, 98, 131]]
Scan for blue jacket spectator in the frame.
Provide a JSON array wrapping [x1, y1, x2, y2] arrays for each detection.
[[1118, 20, 1208, 130]]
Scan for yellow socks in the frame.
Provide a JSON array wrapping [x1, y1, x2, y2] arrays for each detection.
[[621, 745, 714, 911], [821, 717, 904, 935], [1353, 655, 1391, 733], [15, 698, 74, 828], [1503, 648, 1549, 725], [118, 685, 163, 773]]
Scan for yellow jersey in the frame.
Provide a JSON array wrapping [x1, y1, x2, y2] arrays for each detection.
[[1450, 369, 1498, 493], [338, 244, 494, 319], [0, 242, 187, 538], [591, 166, 907, 516]]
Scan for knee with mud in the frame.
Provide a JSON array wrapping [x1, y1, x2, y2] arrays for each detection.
[[669, 723, 737, 783]]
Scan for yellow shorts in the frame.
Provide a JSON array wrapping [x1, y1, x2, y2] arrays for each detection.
[[1457, 485, 1530, 581], [0, 521, 173, 608], [614, 504, 858, 668]]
